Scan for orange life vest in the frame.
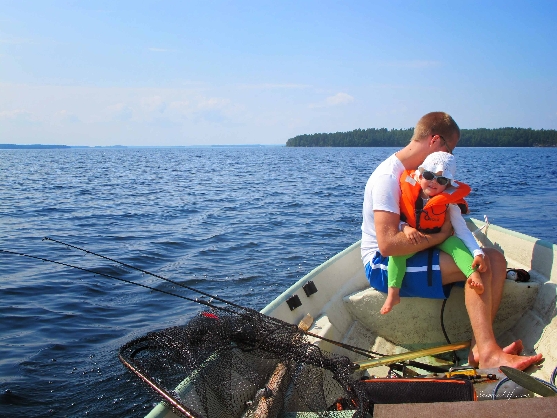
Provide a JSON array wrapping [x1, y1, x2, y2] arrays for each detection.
[[399, 170, 471, 233]]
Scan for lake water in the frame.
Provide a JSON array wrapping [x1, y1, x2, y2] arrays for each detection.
[[1, 146, 556, 417]]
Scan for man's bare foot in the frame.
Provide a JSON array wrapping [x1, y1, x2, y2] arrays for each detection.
[[468, 340, 524, 367], [467, 274, 484, 294], [505, 340, 524, 355], [380, 293, 400, 315], [481, 351, 543, 371]]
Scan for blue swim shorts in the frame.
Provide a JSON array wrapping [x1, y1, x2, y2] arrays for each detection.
[[365, 249, 454, 299]]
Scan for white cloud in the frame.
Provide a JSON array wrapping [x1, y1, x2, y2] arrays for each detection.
[[0, 38, 34, 45], [56, 109, 80, 123], [326, 92, 354, 106], [0, 83, 357, 145], [106, 102, 127, 112], [379, 60, 441, 69], [106, 102, 133, 120], [0, 109, 34, 120], [148, 47, 177, 52], [236, 83, 312, 90], [197, 97, 230, 110], [141, 95, 166, 113], [309, 92, 354, 108], [168, 100, 191, 112]]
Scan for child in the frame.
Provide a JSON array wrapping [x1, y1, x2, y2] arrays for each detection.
[[381, 151, 486, 314]]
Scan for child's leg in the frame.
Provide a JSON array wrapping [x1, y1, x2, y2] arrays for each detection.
[[387, 254, 414, 288], [382, 254, 414, 314], [437, 236, 484, 294]]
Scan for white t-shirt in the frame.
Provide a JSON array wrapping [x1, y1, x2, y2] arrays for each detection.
[[361, 154, 404, 265], [360, 153, 483, 266]]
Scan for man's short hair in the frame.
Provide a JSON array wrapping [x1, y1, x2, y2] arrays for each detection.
[[411, 112, 460, 142]]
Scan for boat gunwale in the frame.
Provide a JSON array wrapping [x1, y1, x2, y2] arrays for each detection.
[[260, 240, 362, 316], [465, 216, 557, 251]]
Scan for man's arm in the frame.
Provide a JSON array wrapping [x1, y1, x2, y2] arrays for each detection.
[[375, 210, 452, 256]]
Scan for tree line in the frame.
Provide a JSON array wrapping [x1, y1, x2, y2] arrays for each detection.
[[285, 127, 557, 147], [0, 144, 71, 149]]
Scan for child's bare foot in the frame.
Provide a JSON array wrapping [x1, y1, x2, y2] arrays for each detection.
[[380, 292, 400, 314], [467, 273, 484, 294]]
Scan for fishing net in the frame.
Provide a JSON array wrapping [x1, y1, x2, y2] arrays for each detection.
[[119, 307, 369, 418]]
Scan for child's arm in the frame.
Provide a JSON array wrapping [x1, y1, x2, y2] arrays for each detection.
[[449, 205, 486, 270], [400, 223, 427, 245]]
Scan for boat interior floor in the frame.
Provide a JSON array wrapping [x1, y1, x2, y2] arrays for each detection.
[[304, 278, 557, 383]]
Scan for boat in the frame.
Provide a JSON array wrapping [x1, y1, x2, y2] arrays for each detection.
[[139, 217, 557, 417]]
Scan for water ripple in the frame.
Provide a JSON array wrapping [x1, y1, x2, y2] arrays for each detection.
[[1, 146, 556, 416]]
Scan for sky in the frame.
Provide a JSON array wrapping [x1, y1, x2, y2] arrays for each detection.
[[1, 0, 556, 146]]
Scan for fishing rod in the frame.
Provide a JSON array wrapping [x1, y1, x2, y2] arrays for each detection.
[[2, 241, 386, 360]]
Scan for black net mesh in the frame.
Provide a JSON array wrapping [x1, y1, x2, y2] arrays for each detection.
[[119, 307, 369, 418]]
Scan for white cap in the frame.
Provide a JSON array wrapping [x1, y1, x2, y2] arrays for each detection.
[[417, 151, 457, 186]]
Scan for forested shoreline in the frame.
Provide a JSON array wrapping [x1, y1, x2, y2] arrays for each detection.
[[286, 128, 557, 147]]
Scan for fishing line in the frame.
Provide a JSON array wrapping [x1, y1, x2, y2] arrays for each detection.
[[0, 249, 220, 310], [42, 236, 253, 314], [2, 243, 386, 360]]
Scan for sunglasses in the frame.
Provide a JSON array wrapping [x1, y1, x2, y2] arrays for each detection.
[[422, 170, 450, 186], [439, 135, 453, 154]]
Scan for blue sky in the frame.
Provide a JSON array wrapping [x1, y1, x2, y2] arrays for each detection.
[[1, 0, 556, 146]]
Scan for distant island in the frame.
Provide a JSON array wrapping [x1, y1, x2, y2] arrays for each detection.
[[0, 144, 127, 149], [286, 127, 557, 147], [0, 144, 72, 149], [0, 144, 277, 149]]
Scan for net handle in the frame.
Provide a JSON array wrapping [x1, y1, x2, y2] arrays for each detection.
[[252, 314, 314, 417]]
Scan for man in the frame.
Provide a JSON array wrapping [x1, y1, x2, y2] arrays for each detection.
[[361, 111, 542, 370]]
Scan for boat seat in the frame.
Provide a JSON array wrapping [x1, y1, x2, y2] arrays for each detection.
[[304, 314, 343, 353], [342, 280, 539, 350]]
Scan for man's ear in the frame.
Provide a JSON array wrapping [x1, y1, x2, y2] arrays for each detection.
[[428, 134, 440, 148]]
